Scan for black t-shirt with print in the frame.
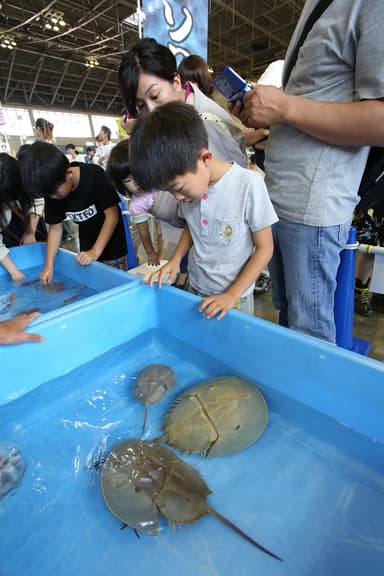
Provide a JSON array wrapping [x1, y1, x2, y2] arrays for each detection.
[[45, 163, 126, 261]]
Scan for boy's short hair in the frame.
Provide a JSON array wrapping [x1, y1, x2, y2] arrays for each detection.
[[66, 143, 76, 151], [106, 139, 131, 195], [130, 101, 209, 191], [0, 153, 31, 229], [0, 153, 22, 204], [18, 141, 70, 199]]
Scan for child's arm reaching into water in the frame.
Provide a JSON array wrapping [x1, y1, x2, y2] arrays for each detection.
[[0, 255, 25, 282], [199, 226, 274, 320], [149, 226, 193, 287], [40, 223, 63, 284]]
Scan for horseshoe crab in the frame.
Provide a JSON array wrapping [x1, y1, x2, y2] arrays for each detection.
[[0, 444, 26, 500], [159, 376, 268, 458], [133, 363, 176, 435], [100, 439, 281, 560]]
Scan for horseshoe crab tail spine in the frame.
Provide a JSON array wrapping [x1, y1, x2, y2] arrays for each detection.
[[151, 433, 167, 444], [141, 403, 149, 437], [207, 505, 282, 561]]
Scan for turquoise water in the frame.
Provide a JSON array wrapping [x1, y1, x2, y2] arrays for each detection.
[[0, 265, 96, 319], [1, 328, 384, 576]]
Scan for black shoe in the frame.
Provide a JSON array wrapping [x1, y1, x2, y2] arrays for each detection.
[[354, 279, 373, 317], [254, 272, 271, 295]]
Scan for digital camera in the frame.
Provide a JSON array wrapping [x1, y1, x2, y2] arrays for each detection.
[[213, 66, 251, 107]]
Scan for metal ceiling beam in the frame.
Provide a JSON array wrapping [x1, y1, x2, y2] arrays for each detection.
[[28, 55, 46, 104], [70, 68, 91, 108], [89, 71, 113, 108], [50, 61, 71, 105], [105, 89, 120, 112], [212, 0, 289, 47], [4, 49, 17, 101]]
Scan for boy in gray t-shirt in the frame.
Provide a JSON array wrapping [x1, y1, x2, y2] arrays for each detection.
[[130, 101, 278, 320]]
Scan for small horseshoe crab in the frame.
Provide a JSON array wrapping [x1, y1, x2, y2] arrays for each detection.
[[0, 444, 26, 500], [158, 376, 268, 457], [100, 439, 281, 560], [133, 363, 176, 435]]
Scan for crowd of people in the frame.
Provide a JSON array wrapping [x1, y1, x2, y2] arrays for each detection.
[[1, 0, 384, 346]]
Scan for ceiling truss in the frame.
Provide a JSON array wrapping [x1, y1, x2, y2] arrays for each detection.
[[0, 0, 304, 114]]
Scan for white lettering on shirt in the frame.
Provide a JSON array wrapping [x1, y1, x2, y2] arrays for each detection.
[[66, 204, 97, 223]]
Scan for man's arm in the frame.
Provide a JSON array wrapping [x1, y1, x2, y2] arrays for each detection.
[[236, 86, 384, 147]]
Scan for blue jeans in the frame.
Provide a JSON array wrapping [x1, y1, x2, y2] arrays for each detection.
[[268, 218, 350, 343]]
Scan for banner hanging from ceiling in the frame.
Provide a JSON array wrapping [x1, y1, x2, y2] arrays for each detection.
[[142, 0, 208, 65]]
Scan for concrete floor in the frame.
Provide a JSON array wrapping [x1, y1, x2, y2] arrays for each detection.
[[63, 234, 383, 363], [253, 288, 384, 363]]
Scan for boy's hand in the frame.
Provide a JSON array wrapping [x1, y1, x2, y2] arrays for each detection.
[[199, 291, 238, 320], [40, 265, 53, 284], [149, 260, 180, 288], [147, 251, 161, 266], [76, 250, 98, 266], [0, 312, 44, 345]]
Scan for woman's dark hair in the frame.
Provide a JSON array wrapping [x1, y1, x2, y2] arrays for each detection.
[[119, 37, 177, 117], [130, 101, 208, 192], [34, 117, 54, 141], [178, 54, 214, 98], [0, 153, 30, 229], [18, 141, 69, 199], [106, 139, 131, 195]]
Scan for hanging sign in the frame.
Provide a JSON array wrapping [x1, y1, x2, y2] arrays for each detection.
[[142, 0, 208, 64]]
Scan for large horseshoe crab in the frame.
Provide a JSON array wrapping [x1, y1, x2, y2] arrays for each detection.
[[133, 363, 176, 435], [100, 439, 281, 561], [158, 376, 268, 457]]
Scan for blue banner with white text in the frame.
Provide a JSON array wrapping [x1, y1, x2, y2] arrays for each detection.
[[142, 0, 208, 65]]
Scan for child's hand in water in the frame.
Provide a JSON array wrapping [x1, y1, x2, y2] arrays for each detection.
[[11, 270, 26, 283], [149, 259, 180, 288], [199, 291, 238, 320]]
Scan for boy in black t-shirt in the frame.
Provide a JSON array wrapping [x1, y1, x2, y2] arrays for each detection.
[[19, 141, 127, 283]]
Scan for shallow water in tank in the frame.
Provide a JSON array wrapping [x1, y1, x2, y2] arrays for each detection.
[[0, 265, 96, 319], [1, 328, 384, 576]]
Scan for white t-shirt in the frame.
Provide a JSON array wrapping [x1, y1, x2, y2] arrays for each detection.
[[179, 163, 278, 297]]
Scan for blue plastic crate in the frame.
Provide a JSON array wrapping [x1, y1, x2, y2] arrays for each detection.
[[1, 284, 384, 575], [0, 243, 140, 322]]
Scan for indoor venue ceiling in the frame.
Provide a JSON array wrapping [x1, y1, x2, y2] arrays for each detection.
[[0, 0, 305, 115]]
